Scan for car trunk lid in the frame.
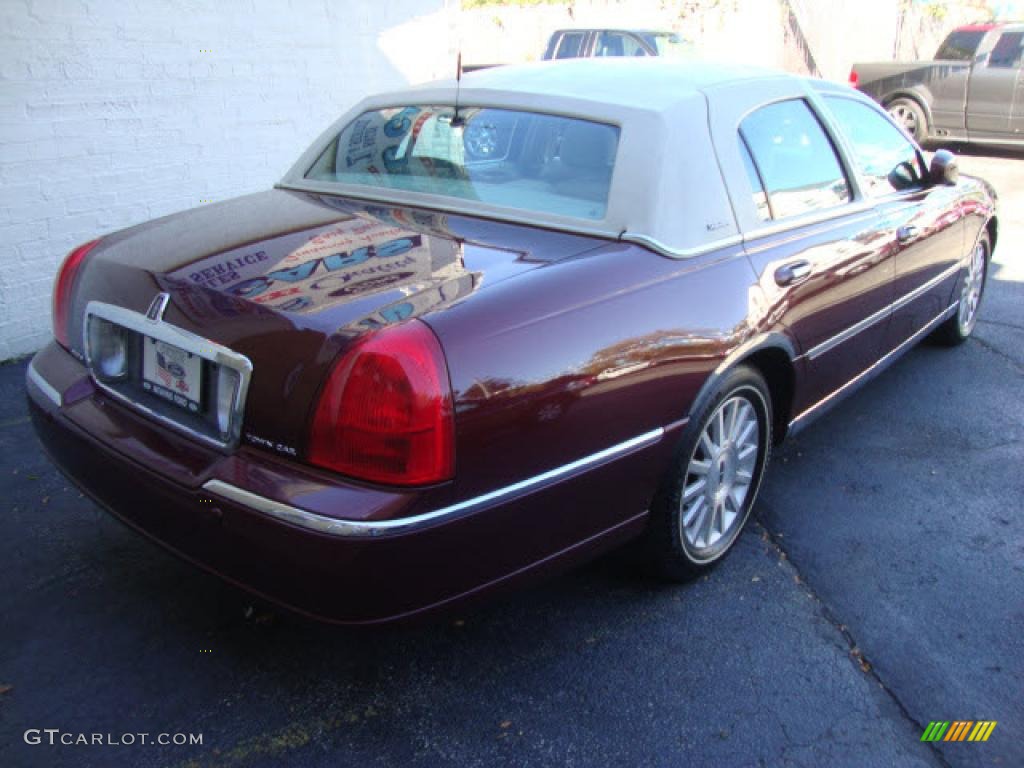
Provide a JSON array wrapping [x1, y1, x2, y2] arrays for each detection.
[[69, 189, 607, 461]]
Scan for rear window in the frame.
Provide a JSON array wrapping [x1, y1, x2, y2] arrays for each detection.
[[935, 30, 986, 60], [305, 106, 620, 221]]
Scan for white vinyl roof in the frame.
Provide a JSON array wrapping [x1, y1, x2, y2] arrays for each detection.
[[280, 59, 797, 257]]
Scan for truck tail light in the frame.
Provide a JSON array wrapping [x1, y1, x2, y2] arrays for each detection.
[[53, 239, 101, 350], [848, 68, 859, 87], [308, 320, 455, 486]]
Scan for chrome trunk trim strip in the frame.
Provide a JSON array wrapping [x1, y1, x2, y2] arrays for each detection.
[[621, 232, 743, 259], [203, 426, 669, 537]]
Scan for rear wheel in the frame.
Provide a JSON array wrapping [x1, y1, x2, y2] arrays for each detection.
[[887, 97, 928, 143], [647, 366, 772, 581], [934, 233, 989, 345]]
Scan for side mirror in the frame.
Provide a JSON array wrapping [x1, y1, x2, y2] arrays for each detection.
[[929, 149, 959, 186]]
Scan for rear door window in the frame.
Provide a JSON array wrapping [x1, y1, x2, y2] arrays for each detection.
[[988, 31, 1024, 68], [740, 99, 850, 220], [740, 137, 771, 222], [555, 32, 587, 59], [595, 31, 649, 57]]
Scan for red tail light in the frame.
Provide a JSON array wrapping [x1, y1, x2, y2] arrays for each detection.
[[848, 68, 859, 87], [308, 320, 455, 486], [52, 239, 101, 349]]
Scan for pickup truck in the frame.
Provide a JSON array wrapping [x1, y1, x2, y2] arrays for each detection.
[[542, 28, 692, 60], [850, 22, 1024, 146], [461, 28, 693, 75]]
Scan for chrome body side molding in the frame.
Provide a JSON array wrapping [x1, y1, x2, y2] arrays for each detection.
[[789, 301, 959, 434], [203, 426, 669, 537], [804, 261, 962, 361]]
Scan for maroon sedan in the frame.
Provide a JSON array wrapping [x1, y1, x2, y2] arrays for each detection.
[[27, 60, 996, 624]]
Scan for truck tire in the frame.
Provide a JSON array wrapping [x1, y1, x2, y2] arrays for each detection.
[[887, 98, 928, 143]]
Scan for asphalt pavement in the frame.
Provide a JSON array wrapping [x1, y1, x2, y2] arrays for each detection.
[[0, 150, 1021, 768]]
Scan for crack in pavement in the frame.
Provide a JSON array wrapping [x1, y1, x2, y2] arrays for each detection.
[[977, 317, 1024, 332], [969, 334, 1024, 375], [751, 518, 953, 768]]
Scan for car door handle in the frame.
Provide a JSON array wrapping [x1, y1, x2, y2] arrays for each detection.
[[897, 225, 919, 243], [774, 260, 812, 286]]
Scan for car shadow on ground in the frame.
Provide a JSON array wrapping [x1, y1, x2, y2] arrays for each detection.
[[106, 519, 672, 646], [5, 340, 1001, 767]]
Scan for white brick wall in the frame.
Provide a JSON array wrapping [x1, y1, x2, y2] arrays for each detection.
[[0, 0, 453, 360]]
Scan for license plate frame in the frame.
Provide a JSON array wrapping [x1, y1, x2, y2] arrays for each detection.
[[84, 300, 252, 450]]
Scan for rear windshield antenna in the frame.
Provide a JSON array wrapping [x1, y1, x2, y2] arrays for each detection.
[[451, 52, 465, 128]]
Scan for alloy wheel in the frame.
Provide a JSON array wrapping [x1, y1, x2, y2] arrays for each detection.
[[889, 103, 918, 138], [958, 241, 986, 335], [680, 395, 760, 554]]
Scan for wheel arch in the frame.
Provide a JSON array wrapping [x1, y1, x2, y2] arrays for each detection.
[[743, 346, 796, 445], [882, 89, 934, 134], [986, 215, 998, 254], [687, 334, 798, 446]]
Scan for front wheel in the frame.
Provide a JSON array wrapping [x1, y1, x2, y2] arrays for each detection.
[[646, 365, 772, 581], [934, 233, 989, 345]]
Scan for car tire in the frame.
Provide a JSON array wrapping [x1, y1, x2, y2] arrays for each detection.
[[886, 97, 928, 144], [934, 232, 989, 346], [646, 365, 772, 582]]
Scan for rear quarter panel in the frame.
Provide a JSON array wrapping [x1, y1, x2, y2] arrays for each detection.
[[423, 240, 763, 537], [854, 61, 935, 91], [854, 62, 938, 108]]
